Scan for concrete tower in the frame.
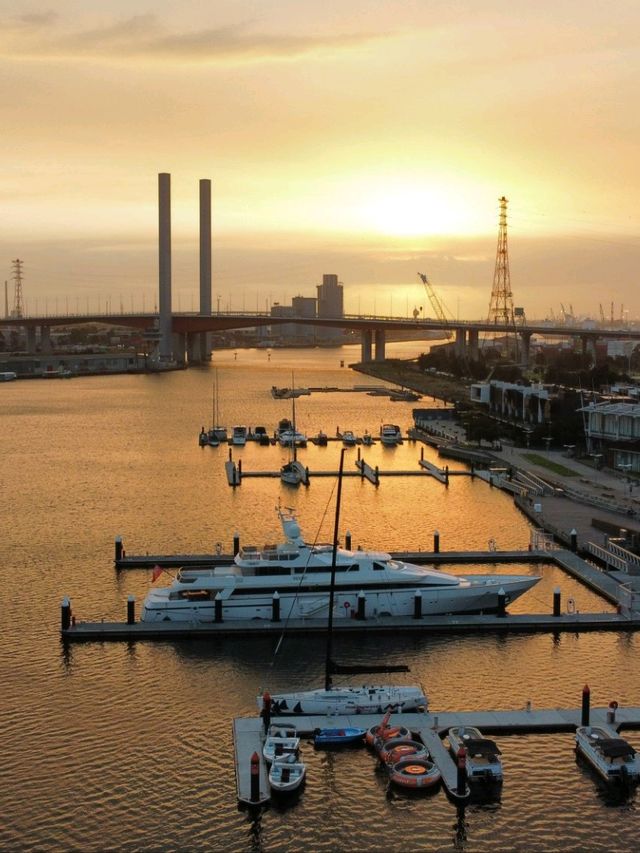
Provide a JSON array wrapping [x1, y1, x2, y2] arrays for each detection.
[[158, 172, 173, 359], [199, 178, 212, 361]]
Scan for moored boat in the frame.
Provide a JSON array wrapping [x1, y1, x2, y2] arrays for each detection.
[[388, 757, 441, 790], [377, 737, 429, 765], [341, 430, 357, 446], [141, 507, 540, 624], [263, 734, 300, 764], [379, 424, 403, 446], [263, 685, 427, 717], [232, 426, 247, 446], [268, 754, 306, 794], [364, 715, 410, 748], [575, 726, 640, 784], [313, 727, 366, 747], [362, 431, 374, 446], [448, 726, 503, 782]]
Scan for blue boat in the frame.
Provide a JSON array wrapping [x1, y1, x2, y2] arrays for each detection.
[[313, 727, 366, 747]]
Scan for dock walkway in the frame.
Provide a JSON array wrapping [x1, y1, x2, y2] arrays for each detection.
[[233, 717, 270, 805]]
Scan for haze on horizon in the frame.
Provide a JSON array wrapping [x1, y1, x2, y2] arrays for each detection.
[[2, 1, 639, 321]]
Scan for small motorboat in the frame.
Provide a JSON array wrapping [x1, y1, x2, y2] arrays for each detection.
[[253, 426, 271, 446], [313, 727, 366, 747], [232, 426, 247, 446], [575, 726, 640, 784], [315, 430, 328, 446], [207, 430, 220, 447], [448, 726, 503, 782], [377, 737, 429, 765], [268, 753, 306, 794], [362, 431, 374, 446], [379, 424, 403, 446], [263, 733, 300, 764], [280, 459, 307, 487], [341, 430, 357, 447], [388, 757, 441, 790], [198, 428, 208, 446]]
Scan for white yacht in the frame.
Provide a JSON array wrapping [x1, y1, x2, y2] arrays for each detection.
[[575, 726, 640, 784], [262, 685, 427, 716], [380, 424, 402, 446], [141, 508, 540, 624]]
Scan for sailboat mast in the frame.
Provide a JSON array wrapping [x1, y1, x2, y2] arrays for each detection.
[[324, 447, 345, 691]]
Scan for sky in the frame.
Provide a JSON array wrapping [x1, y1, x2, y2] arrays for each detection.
[[2, 0, 640, 320]]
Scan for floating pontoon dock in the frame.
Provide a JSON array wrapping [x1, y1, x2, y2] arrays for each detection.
[[234, 702, 640, 804]]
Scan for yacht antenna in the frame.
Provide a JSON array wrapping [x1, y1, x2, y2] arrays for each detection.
[[324, 448, 345, 691]]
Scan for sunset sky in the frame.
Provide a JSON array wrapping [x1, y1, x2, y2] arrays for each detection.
[[2, 1, 639, 319]]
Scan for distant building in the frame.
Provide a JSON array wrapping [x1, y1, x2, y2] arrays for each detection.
[[470, 380, 551, 425], [316, 274, 344, 344], [292, 296, 317, 343]]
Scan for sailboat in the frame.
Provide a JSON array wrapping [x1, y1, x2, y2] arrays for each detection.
[[208, 369, 227, 444], [259, 449, 428, 716], [280, 376, 308, 487]]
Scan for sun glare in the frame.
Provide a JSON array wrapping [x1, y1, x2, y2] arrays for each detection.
[[360, 185, 481, 238]]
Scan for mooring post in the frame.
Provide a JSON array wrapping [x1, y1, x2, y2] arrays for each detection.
[[357, 590, 366, 620], [607, 700, 618, 725], [374, 465, 379, 486], [581, 684, 591, 726], [445, 465, 449, 486], [345, 530, 352, 550], [433, 530, 440, 553], [553, 587, 561, 617], [456, 746, 467, 797], [237, 459, 242, 482], [61, 597, 71, 632], [127, 595, 135, 625], [114, 536, 123, 563], [413, 590, 422, 619], [214, 592, 223, 623], [357, 447, 361, 462], [250, 751, 260, 802], [497, 588, 506, 617], [271, 591, 281, 622], [233, 532, 240, 556], [570, 528, 578, 553], [420, 446, 424, 461]]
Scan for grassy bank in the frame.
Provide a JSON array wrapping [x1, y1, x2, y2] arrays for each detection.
[[352, 359, 471, 405]]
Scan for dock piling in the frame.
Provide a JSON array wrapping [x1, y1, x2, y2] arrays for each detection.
[[357, 590, 366, 620], [570, 529, 578, 553], [345, 530, 352, 550], [607, 700, 618, 725], [456, 747, 467, 797], [214, 593, 223, 623], [61, 597, 71, 632], [233, 532, 240, 556], [553, 587, 561, 617], [250, 751, 260, 803], [127, 595, 135, 625], [413, 590, 422, 620], [434, 530, 440, 553], [581, 684, 591, 725], [497, 588, 506, 617], [115, 536, 123, 563], [272, 591, 280, 622]]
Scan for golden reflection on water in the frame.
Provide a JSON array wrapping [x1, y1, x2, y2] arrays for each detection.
[[1, 348, 639, 851]]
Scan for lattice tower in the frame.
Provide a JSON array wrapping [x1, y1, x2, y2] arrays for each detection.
[[487, 197, 515, 326], [11, 258, 24, 318]]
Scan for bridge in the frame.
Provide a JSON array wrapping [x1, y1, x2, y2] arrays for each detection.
[[2, 309, 639, 366]]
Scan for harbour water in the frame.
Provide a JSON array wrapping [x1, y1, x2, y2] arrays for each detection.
[[2, 342, 639, 852]]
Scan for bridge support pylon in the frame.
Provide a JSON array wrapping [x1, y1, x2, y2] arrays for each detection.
[[374, 329, 386, 361], [361, 329, 372, 362]]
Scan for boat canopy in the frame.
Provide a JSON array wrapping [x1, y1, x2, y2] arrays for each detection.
[[462, 738, 502, 756], [599, 738, 636, 758]]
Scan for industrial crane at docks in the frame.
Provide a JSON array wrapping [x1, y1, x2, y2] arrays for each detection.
[[417, 272, 454, 340]]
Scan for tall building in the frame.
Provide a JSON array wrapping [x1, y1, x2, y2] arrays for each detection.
[[316, 274, 344, 343], [292, 296, 317, 343]]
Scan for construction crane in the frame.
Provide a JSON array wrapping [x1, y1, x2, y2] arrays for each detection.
[[417, 272, 453, 340]]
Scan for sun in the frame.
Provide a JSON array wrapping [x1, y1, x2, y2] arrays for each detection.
[[353, 182, 486, 238]]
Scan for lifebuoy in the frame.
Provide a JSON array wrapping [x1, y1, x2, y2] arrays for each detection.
[[405, 765, 427, 775]]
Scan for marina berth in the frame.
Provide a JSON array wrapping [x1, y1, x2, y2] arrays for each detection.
[[232, 426, 247, 446], [140, 508, 541, 625], [268, 754, 306, 794], [575, 725, 640, 784], [447, 726, 503, 782]]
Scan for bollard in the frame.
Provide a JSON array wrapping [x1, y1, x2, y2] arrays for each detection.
[[570, 528, 578, 553], [345, 530, 352, 550], [357, 590, 366, 620], [607, 700, 618, 725], [127, 595, 135, 625], [214, 592, 223, 623], [497, 588, 506, 617], [432, 714, 439, 730], [553, 587, 561, 617], [581, 684, 591, 726], [233, 532, 240, 556], [413, 590, 422, 620], [250, 751, 260, 802], [434, 530, 440, 554], [456, 746, 467, 797], [115, 536, 123, 563], [272, 591, 281, 622], [61, 597, 71, 632]]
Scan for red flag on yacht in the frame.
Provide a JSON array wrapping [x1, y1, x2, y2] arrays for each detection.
[[151, 565, 163, 583]]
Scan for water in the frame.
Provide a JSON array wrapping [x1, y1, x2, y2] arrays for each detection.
[[2, 343, 639, 851]]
